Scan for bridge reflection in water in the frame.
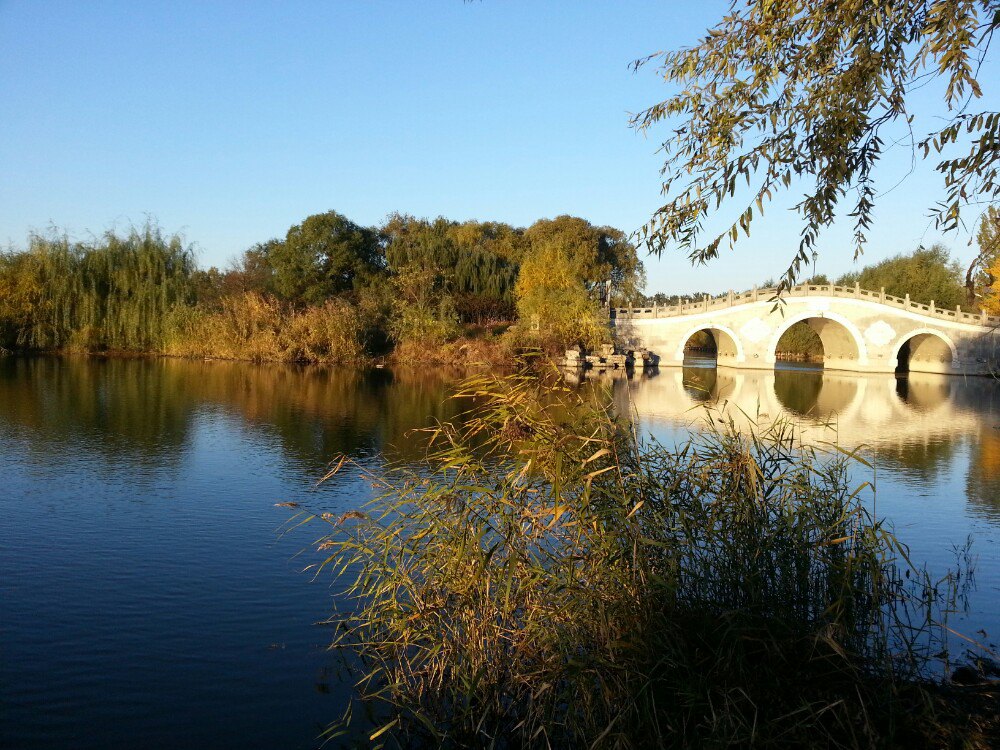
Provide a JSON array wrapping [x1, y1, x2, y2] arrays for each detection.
[[580, 362, 1000, 643], [578, 363, 1000, 522]]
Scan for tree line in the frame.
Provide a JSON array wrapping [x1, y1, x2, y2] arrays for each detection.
[[0, 212, 645, 362], [3, 207, 997, 364]]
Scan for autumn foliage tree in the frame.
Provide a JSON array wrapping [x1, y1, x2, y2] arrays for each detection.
[[983, 264, 1000, 316], [514, 240, 610, 352], [524, 216, 645, 307], [973, 207, 1000, 313]]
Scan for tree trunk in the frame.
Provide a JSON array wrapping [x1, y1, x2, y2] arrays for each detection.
[[966, 256, 982, 307]]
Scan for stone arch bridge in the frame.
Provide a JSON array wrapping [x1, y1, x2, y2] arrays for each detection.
[[613, 284, 1000, 375]]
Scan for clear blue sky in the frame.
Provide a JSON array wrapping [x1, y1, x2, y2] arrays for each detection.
[[1, 1, 997, 294]]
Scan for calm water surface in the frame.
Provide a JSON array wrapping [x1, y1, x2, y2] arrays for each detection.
[[2, 356, 998, 748]]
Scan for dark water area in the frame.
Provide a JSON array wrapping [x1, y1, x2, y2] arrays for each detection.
[[2, 356, 999, 748], [0, 356, 463, 750]]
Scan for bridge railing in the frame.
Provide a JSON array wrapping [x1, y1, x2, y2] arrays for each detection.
[[613, 284, 1000, 327]]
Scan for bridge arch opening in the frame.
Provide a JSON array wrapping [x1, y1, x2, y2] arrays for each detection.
[[681, 326, 741, 367], [895, 372, 953, 410], [681, 366, 717, 401], [895, 331, 956, 374], [771, 316, 864, 370], [774, 322, 823, 365]]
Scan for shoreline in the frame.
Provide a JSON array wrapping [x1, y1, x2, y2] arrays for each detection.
[[0, 333, 518, 370]]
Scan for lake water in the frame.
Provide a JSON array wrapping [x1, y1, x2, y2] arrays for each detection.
[[2, 356, 998, 749]]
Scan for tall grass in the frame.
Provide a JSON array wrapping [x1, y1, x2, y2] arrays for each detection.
[[296, 369, 989, 748], [165, 292, 369, 363]]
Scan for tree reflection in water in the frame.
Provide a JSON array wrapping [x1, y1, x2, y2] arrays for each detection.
[[967, 424, 1000, 522], [0, 356, 466, 477]]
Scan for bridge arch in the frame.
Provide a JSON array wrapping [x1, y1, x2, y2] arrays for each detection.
[[674, 323, 745, 365], [612, 283, 999, 375], [893, 328, 957, 374], [767, 312, 868, 369]]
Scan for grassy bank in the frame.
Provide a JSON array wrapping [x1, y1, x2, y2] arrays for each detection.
[[167, 298, 517, 368], [389, 323, 517, 367], [295, 369, 997, 748]]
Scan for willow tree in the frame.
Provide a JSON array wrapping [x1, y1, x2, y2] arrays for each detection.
[[0, 249, 46, 348], [382, 214, 523, 323], [631, 0, 1000, 289], [88, 227, 196, 349], [0, 224, 196, 351], [448, 221, 524, 321], [10, 234, 85, 349]]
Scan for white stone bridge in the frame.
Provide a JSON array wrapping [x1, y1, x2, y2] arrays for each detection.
[[613, 283, 1000, 375]]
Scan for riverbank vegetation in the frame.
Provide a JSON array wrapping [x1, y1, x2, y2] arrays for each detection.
[[3, 210, 998, 365], [0, 225, 196, 353], [301, 370, 997, 747], [0, 213, 644, 364]]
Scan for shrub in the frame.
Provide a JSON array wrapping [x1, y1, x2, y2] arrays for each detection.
[[283, 300, 367, 362], [388, 263, 460, 347]]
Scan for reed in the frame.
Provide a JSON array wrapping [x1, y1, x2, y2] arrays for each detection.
[[165, 292, 368, 363], [297, 369, 990, 748]]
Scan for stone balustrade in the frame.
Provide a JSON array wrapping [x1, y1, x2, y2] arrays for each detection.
[[613, 284, 1000, 328]]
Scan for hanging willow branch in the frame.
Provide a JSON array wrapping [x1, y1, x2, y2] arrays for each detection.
[[631, 0, 1000, 291]]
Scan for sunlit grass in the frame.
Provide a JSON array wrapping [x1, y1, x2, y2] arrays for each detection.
[[165, 292, 369, 364]]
